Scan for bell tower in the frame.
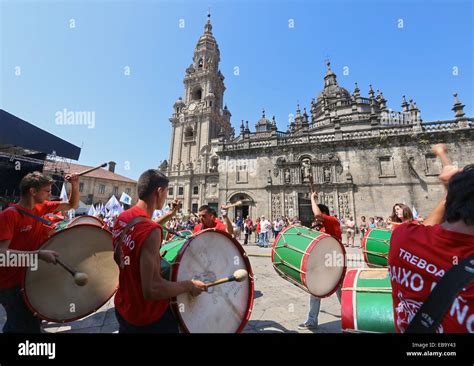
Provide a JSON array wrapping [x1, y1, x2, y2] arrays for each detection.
[[166, 14, 233, 212], [169, 14, 232, 172]]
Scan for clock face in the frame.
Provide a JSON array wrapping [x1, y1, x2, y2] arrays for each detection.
[[189, 102, 196, 111]]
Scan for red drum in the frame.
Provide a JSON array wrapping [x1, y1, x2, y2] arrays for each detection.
[[166, 229, 254, 333], [22, 224, 118, 323]]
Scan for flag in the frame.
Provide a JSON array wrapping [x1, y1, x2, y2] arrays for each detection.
[[412, 206, 419, 219], [60, 183, 69, 202], [105, 195, 122, 217], [68, 208, 75, 219], [87, 205, 96, 216], [98, 203, 106, 216], [152, 209, 162, 220], [119, 192, 132, 205]]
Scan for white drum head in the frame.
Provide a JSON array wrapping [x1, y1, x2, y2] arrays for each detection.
[[172, 230, 253, 333], [306, 236, 345, 297], [23, 225, 118, 322]]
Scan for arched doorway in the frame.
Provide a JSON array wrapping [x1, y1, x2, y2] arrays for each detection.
[[228, 193, 254, 220]]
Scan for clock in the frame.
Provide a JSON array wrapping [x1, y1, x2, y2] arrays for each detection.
[[189, 102, 196, 111]]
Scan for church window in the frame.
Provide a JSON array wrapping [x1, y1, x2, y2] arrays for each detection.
[[379, 156, 396, 177], [425, 153, 441, 176], [184, 126, 194, 140], [192, 87, 202, 100], [237, 164, 248, 183]]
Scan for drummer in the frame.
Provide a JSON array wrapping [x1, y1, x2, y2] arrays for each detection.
[[112, 169, 206, 333], [389, 162, 474, 332], [0, 171, 80, 333], [299, 190, 342, 330], [192, 205, 234, 236]]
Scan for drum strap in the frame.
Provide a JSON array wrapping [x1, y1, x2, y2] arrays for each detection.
[[405, 255, 474, 333], [114, 216, 148, 267], [9, 205, 53, 226]]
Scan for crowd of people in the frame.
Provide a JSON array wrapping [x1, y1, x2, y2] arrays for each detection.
[[0, 144, 472, 334]]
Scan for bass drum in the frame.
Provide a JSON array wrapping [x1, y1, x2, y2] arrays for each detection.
[[160, 229, 254, 333], [22, 224, 118, 323]]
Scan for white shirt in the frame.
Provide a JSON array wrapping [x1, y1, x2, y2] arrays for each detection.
[[260, 220, 272, 233], [274, 220, 284, 231], [346, 220, 355, 229]]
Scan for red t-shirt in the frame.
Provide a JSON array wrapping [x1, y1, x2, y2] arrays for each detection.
[[320, 214, 342, 243], [44, 214, 65, 224], [112, 205, 168, 326], [388, 223, 474, 333], [193, 218, 227, 234], [0, 201, 60, 288], [391, 220, 419, 231]]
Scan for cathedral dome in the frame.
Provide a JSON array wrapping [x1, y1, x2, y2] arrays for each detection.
[[256, 115, 271, 127], [316, 62, 351, 102], [316, 85, 351, 101], [255, 109, 272, 132]]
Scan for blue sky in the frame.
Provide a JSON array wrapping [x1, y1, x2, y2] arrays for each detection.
[[1, 0, 472, 180]]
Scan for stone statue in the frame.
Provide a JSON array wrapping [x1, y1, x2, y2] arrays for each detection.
[[159, 160, 168, 172], [301, 159, 311, 182], [323, 166, 331, 182], [209, 158, 218, 173], [273, 167, 279, 177], [284, 169, 291, 184]]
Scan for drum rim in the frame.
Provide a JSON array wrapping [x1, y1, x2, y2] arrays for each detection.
[[341, 268, 360, 331], [21, 224, 118, 323], [68, 215, 104, 228], [272, 225, 347, 298], [361, 229, 371, 266], [169, 228, 254, 333]]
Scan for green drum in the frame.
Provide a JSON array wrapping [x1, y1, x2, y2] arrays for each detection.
[[162, 229, 193, 243], [271, 225, 346, 298], [341, 268, 395, 333], [362, 229, 392, 267], [159, 238, 187, 279]]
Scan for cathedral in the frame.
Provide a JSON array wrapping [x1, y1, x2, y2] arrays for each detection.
[[161, 16, 474, 226]]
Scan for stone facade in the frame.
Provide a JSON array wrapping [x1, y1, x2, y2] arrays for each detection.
[[165, 17, 474, 225]]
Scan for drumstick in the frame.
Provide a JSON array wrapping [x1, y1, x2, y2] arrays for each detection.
[[56, 258, 89, 286], [431, 144, 451, 167], [222, 200, 243, 210], [166, 228, 187, 239], [205, 269, 248, 288], [74, 163, 108, 177]]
